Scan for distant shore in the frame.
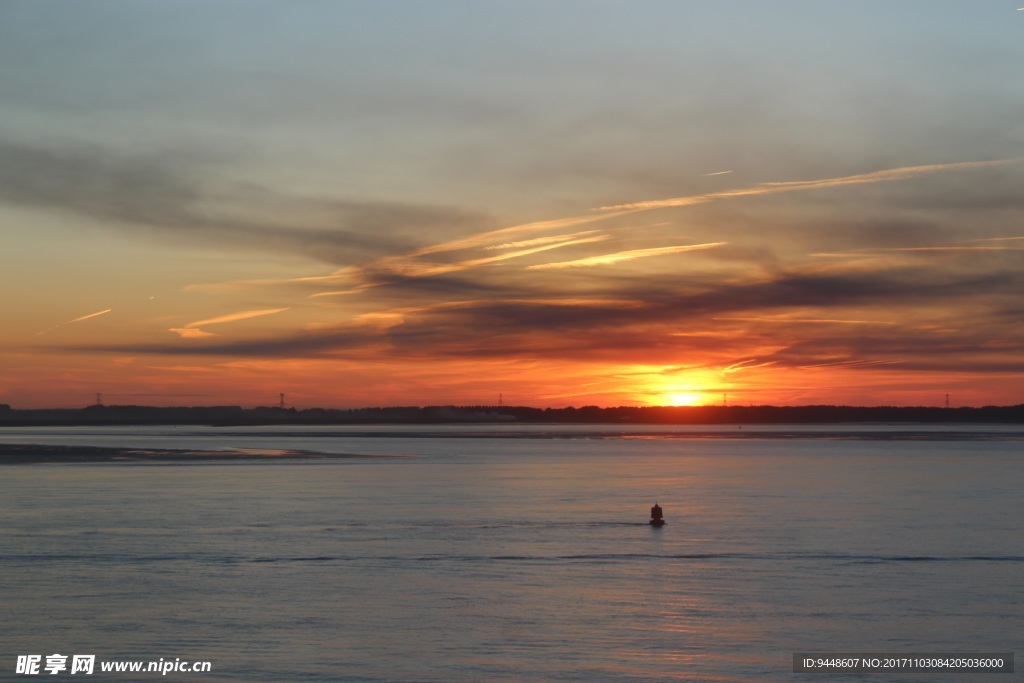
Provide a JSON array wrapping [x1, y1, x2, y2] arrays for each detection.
[[2, 403, 1024, 427]]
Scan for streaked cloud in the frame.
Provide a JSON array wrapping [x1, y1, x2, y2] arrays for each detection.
[[814, 245, 1023, 257], [0, 140, 490, 267], [170, 308, 289, 339], [309, 234, 611, 297], [720, 359, 778, 376], [714, 317, 898, 326], [869, 246, 1020, 252], [36, 308, 112, 336], [66, 309, 114, 325], [527, 242, 726, 270], [485, 230, 605, 250], [598, 160, 1018, 212], [79, 260, 1024, 362], [170, 327, 219, 340], [799, 359, 901, 370], [408, 213, 631, 258]]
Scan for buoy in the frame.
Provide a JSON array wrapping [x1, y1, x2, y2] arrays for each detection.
[[649, 502, 665, 526]]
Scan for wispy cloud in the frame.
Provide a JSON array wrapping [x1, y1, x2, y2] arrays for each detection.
[[67, 309, 113, 324], [814, 245, 1023, 257], [170, 308, 289, 338], [527, 242, 726, 270], [485, 230, 604, 250], [71, 260, 1024, 378], [870, 246, 1020, 252], [409, 213, 631, 257], [714, 316, 898, 325], [243, 212, 633, 297], [0, 139, 490, 267], [799, 359, 901, 370], [170, 328, 219, 340], [36, 308, 112, 336], [598, 159, 1018, 212], [192, 159, 1018, 300], [309, 234, 611, 296], [43, 147, 1024, 393], [720, 359, 777, 376]]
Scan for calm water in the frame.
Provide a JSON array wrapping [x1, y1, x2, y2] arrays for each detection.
[[1, 425, 1021, 682]]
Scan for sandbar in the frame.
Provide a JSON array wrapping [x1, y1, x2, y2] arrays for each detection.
[[0, 443, 399, 464]]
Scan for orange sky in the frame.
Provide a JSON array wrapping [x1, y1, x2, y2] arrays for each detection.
[[2, 3, 1024, 409]]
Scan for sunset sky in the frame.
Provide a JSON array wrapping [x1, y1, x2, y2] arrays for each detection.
[[2, 1, 1023, 409]]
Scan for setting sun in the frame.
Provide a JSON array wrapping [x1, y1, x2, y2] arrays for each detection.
[[665, 392, 705, 407]]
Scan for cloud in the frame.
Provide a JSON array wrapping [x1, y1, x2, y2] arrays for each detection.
[[76, 323, 383, 358], [259, 157, 1021, 298], [183, 308, 291, 329], [816, 246, 1023, 257], [714, 317, 898, 326], [66, 309, 113, 324], [30, 142, 1023, 389], [36, 308, 112, 336], [485, 230, 605, 250], [73, 258, 1024, 366], [0, 139, 490, 266], [798, 359, 900, 369], [169, 328, 218, 340], [189, 156, 1022, 302], [812, 241, 1024, 262], [308, 233, 611, 296], [758, 331, 1024, 374], [527, 242, 726, 270], [597, 159, 1019, 212], [170, 308, 289, 338], [720, 359, 778, 376], [407, 212, 632, 258]]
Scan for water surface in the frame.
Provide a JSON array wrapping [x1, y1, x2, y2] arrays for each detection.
[[1, 425, 1020, 681]]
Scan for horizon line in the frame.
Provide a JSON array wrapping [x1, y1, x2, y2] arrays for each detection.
[[3, 402, 1021, 412]]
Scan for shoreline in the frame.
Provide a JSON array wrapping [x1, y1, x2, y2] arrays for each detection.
[[3, 404, 1024, 427]]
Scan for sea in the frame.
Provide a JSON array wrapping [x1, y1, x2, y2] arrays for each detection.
[[0, 423, 1021, 682]]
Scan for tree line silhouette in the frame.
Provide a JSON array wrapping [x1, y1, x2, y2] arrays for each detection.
[[2, 402, 1023, 425]]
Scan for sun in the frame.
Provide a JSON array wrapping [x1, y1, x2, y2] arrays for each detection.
[[664, 391, 704, 406]]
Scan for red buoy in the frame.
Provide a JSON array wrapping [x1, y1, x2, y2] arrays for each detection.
[[650, 502, 665, 526]]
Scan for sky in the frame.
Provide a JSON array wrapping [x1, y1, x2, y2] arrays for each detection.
[[2, 0, 1023, 409]]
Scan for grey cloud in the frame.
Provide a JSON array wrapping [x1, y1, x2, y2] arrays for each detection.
[[66, 261, 1024, 365], [68, 325, 381, 358], [0, 139, 491, 265], [760, 330, 1024, 375], [0, 140, 202, 222]]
